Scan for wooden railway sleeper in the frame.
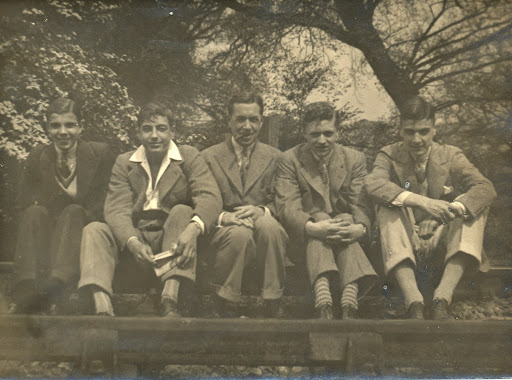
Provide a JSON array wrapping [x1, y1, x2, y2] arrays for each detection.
[[308, 332, 384, 374], [80, 328, 119, 376]]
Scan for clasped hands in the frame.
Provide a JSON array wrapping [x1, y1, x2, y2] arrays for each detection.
[[220, 205, 265, 229], [126, 221, 202, 269], [415, 198, 466, 239], [305, 217, 365, 245]]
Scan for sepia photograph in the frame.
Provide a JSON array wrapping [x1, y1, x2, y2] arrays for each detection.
[[0, 0, 511, 378]]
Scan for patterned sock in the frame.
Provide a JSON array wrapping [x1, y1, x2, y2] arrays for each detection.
[[434, 254, 467, 305], [394, 261, 423, 310], [341, 282, 359, 310], [93, 290, 114, 316], [162, 278, 180, 303], [314, 274, 332, 308]]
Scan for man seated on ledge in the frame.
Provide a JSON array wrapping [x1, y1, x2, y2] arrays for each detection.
[[275, 102, 377, 320], [202, 91, 288, 318], [365, 96, 497, 320], [78, 102, 221, 317], [11, 98, 115, 314]]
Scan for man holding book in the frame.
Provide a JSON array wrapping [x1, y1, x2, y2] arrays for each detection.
[[78, 102, 221, 317]]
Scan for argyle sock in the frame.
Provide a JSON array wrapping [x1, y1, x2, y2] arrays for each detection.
[[394, 261, 423, 309], [313, 274, 332, 308], [433, 254, 467, 305], [162, 278, 180, 303], [341, 282, 359, 310]]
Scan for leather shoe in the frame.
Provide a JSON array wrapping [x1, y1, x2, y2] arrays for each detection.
[[406, 301, 424, 319], [212, 295, 239, 318], [431, 298, 452, 320], [315, 304, 334, 320], [341, 305, 357, 320], [160, 298, 181, 318]]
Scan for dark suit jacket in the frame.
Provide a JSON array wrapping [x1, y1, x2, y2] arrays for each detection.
[[104, 144, 222, 250], [16, 139, 115, 221], [275, 143, 371, 244], [201, 138, 282, 215], [365, 142, 497, 220]]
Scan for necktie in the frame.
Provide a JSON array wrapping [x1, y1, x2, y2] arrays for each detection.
[[240, 146, 250, 186], [318, 158, 328, 184], [414, 155, 428, 183], [59, 151, 71, 179]]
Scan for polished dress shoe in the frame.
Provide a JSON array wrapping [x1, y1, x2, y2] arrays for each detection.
[[160, 298, 181, 318], [315, 304, 334, 320], [406, 301, 424, 319], [431, 298, 452, 320], [341, 305, 357, 320]]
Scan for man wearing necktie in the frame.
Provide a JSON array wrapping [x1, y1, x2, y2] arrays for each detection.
[[11, 98, 115, 314], [365, 96, 497, 319], [78, 102, 221, 317], [275, 102, 377, 320], [202, 91, 288, 318]]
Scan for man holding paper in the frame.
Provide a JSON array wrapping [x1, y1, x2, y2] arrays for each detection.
[[78, 102, 221, 317]]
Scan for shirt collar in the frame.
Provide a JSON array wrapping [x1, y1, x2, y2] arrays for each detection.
[[410, 146, 431, 164], [231, 136, 255, 157], [310, 148, 333, 164], [54, 141, 78, 159], [129, 140, 182, 163]]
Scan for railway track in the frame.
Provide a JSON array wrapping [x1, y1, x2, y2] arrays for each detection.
[[0, 261, 510, 376], [0, 315, 510, 376]]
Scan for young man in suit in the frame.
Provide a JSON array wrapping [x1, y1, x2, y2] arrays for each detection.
[[275, 102, 377, 320], [78, 102, 221, 317], [11, 98, 115, 314], [202, 91, 288, 318], [365, 96, 496, 319]]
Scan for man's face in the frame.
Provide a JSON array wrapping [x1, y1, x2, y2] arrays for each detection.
[[47, 112, 83, 151], [229, 103, 262, 147], [138, 115, 174, 158], [400, 118, 436, 158], [304, 117, 338, 159]]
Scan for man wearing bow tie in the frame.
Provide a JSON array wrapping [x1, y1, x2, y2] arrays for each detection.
[[275, 102, 377, 320], [202, 91, 288, 318], [78, 102, 221, 317], [365, 96, 497, 319]]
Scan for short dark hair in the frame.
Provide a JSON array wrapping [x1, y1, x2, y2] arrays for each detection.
[[400, 96, 435, 121], [46, 98, 81, 122], [138, 102, 175, 128], [227, 91, 264, 117], [302, 102, 337, 128]]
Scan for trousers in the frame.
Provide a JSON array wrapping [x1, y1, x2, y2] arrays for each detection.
[[305, 213, 377, 296], [377, 205, 489, 276], [210, 215, 287, 303], [15, 204, 90, 287], [78, 204, 196, 295]]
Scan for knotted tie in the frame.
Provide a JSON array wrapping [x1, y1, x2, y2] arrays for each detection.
[[318, 158, 328, 184], [57, 151, 74, 188], [414, 154, 428, 183], [239, 146, 250, 186]]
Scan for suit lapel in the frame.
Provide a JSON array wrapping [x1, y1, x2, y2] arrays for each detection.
[[157, 160, 185, 202], [76, 140, 99, 199], [392, 145, 418, 193], [427, 143, 449, 199], [328, 145, 347, 196], [243, 142, 273, 193], [40, 145, 60, 193], [298, 145, 327, 199], [127, 162, 148, 197], [214, 139, 244, 197]]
